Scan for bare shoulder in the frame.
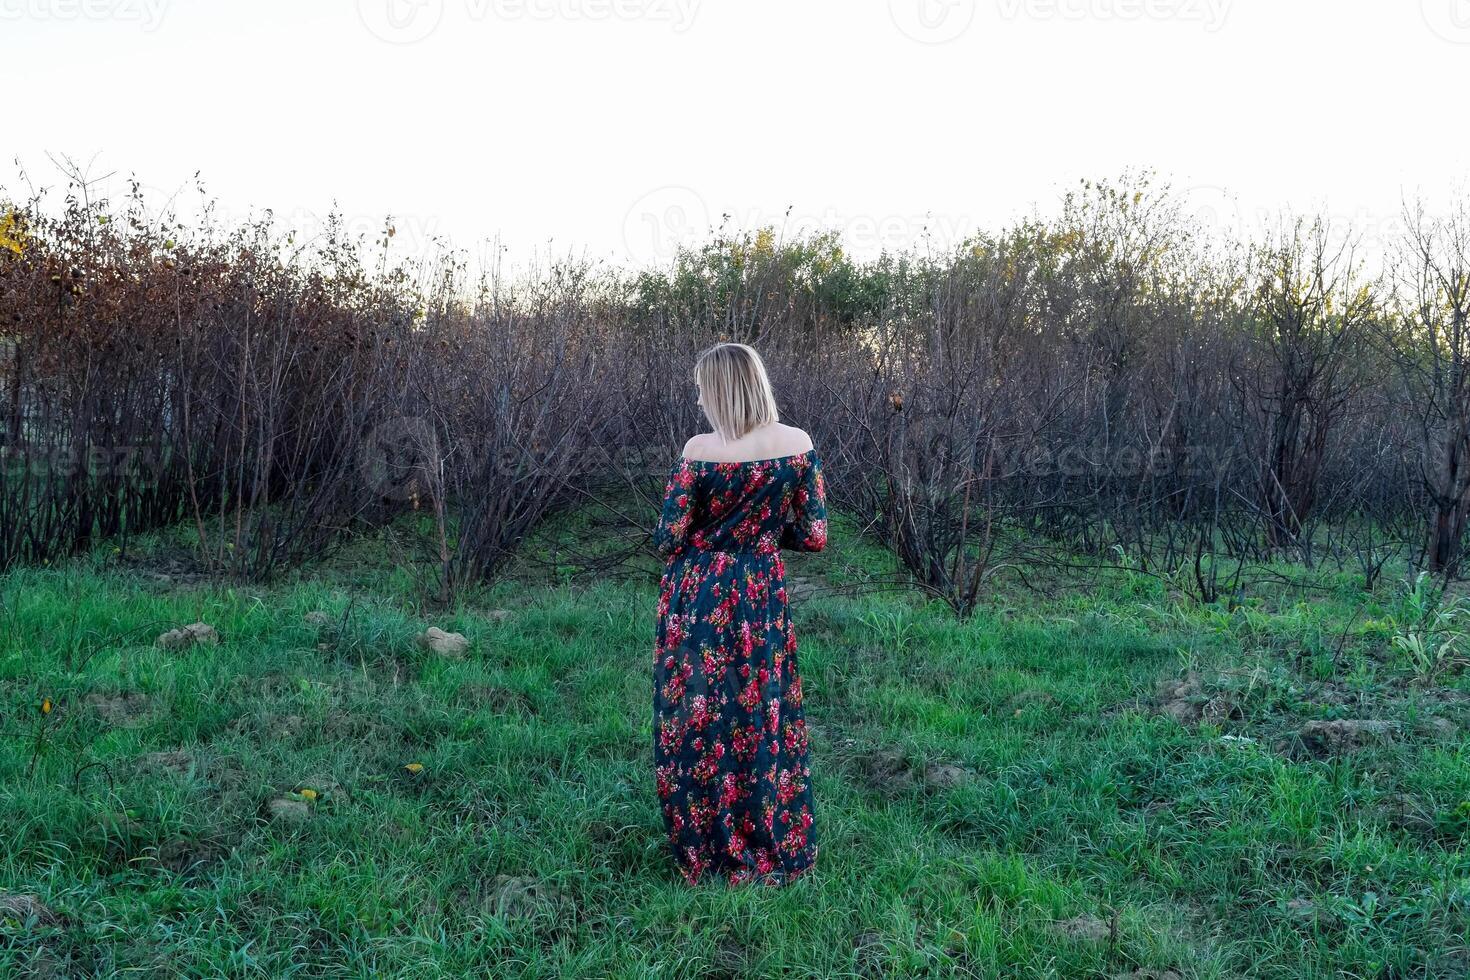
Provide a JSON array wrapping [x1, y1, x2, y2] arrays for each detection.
[[682, 425, 811, 462], [682, 433, 715, 457], [777, 423, 815, 455]]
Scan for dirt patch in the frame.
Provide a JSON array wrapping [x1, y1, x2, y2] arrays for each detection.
[[183, 754, 250, 795], [805, 722, 857, 754], [923, 762, 973, 790], [1419, 686, 1470, 712], [1297, 719, 1396, 756], [133, 752, 245, 799], [149, 838, 225, 875], [232, 672, 294, 698], [136, 751, 194, 778], [785, 576, 821, 602], [456, 683, 535, 715], [156, 622, 219, 650], [264, 796, 312, 825], [1156, 672, 1240, 728], [0, 892, 62, 929], [1377, 792, 1439, 838], [853, 747, 973, 794], [1055, 914, 1115, 943], [856, 747, 917, 793], [1418, 716, 1460, 741], [318, 710, 400, 747], [229, 712, 306, 743], [84, 691, 153, 726], [1157, 673, 1201, 722]]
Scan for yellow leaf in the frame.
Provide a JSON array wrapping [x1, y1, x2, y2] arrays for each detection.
[[0, 210, 27, 256]]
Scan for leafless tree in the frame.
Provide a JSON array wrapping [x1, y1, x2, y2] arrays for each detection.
[[1240, 218, 1376, 558], [1384, 198, 1470, 576]]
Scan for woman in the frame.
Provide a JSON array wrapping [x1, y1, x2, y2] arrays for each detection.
[[651, 341, 828, 887]]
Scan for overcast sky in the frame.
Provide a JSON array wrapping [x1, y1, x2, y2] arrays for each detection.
[[7, 0, 1469, 272]]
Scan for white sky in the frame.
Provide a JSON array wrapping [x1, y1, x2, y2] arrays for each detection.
[[6, 0, 1469, 273]]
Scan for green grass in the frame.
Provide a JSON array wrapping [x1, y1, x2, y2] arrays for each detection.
[[0, 519, 1466, 977]]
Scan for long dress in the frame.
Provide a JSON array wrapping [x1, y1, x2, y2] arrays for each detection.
[[651, 447, 828, 887]]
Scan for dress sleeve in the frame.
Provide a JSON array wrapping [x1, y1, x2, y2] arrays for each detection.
[[779, 453, 828, 553], [653, 457, 697, 557]]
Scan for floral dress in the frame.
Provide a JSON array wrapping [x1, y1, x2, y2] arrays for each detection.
[[652, 448, 828, 887]]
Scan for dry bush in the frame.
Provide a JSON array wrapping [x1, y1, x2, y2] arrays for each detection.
[[4, 165, 1470, 609]]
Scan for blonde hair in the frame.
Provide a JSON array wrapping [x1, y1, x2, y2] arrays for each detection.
[[693, 342, 780, 443]]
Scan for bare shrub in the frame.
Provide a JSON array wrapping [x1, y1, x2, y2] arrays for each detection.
[[6, 162, 1470, 609]]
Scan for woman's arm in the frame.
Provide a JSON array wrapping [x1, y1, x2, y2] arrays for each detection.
[[779, 453, 827, 552], [653, 456, 697, 557]]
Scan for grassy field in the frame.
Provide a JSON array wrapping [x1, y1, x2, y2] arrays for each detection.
[[0, 515, 1467, 978]]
